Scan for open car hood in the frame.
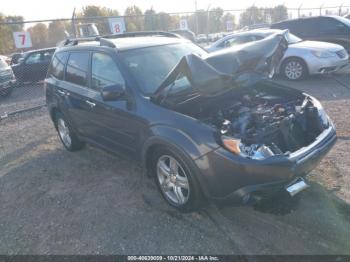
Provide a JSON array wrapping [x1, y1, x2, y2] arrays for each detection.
[[152, 31, 288, 103]]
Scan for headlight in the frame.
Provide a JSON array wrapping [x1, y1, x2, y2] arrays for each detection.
[[310, 97, 329, 128], [221, 136, 275, 160], [318, 107, 329, 128], [311, 50, 336, 58], [221, 136, 242, 155]]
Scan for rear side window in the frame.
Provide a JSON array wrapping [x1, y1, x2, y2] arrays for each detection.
[[66, 52, 90, 86], [48, 52, 68, 80], [91, 52, 125, 91], [318, 17, 348, 34]]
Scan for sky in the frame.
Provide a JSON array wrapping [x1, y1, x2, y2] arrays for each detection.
[[2, 0, 350, 21]]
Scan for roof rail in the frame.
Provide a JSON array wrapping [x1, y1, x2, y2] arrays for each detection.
[[102, 31, 182, 39], [58, 36, 116, 48]]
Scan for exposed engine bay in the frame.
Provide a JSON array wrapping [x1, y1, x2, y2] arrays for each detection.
[[204, 89, 328, 159], [152, 32, 330, 160]]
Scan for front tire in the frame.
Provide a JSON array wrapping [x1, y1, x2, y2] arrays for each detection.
[[282, 58, 308, 81], [151, 147, 203, 211], [55, 112, 84, 152]]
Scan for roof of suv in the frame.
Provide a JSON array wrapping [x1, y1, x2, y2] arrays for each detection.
[[60, 36, 189, 52], [272, 15, 340, 25]]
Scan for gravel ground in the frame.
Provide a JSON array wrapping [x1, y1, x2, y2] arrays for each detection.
[[0, 83, 45, 117], [0, 75, 350, 254]]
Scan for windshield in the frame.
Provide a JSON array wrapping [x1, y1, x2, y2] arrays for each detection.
[[119, 43, 207, 95], [0, 58, 8, 69]]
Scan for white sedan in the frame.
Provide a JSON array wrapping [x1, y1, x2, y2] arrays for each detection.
[[206, 29, 349, 80]]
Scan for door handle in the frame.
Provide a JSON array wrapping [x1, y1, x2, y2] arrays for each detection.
[[57, 90, 66, 96], [85, 100, 96, 108]]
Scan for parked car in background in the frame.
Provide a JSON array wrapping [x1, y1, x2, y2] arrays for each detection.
[[46, 32, 336, 211], [271, 16, 350, 53], [170, 29, 196, 42], [0, 55, 11, 65], [196, 34, 208, 43], [12, 47, 55, 84], [0, 56, 16, 97], [206, 29, 349, 80]]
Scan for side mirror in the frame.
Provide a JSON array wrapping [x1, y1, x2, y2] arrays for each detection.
[[101, 84, 125, 101], [18, 58, 24, 64]]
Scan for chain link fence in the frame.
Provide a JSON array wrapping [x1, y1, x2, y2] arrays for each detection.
[[1, 4, 350, 118]]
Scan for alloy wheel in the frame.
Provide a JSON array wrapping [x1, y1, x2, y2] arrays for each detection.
[[156, 155, 190, 205], [57, 118, 72, 148], [285, 60, 303, 80]]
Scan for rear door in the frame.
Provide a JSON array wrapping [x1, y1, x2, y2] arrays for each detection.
[[59, 51, 94, 137]]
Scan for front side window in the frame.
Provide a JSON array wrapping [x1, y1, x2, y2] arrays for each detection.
[[25, 53, 41, 64], [48, 52, 68, 80], [66, 52, 89, 86], [91, 52, 125, 91]]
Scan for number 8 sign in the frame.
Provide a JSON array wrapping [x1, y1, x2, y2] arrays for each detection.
[[13, 32, 32, 49], [108, 18, 126, 35]]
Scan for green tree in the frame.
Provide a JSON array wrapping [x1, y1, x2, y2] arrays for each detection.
[[27, 23, 49, 49], [144, 9, 157, 31], [48, 21, 68, 46], [188, 10, 207, 34], [0, 14, 24, 54], [239, 6, 265, 27], [124, 5, 143, 31], [208, 7, 224, 33], [79, 5, 119, 35], [221, 12, 235, 31], [157, 12, 172, 31], [272, 5, 288, 23]]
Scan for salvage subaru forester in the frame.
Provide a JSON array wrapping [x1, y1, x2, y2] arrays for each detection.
[[45, 31, 336, 211]]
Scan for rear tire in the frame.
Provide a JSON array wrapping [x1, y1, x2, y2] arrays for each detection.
[[282, 58, 308, 81], [55, 112, 84, 152], [151, 147, 204, 212]]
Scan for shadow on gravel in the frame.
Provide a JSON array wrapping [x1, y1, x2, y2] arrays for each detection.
[[252, 191, 301, 216]]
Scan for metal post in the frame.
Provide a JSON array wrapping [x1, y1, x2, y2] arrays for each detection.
[[71, 8, 77, 38], [206, 4, 211, 44], [319, 5, 323, 16], [298, 4, 303, 18], [339, 3, 344, 16], [195, 0, 199, 35]]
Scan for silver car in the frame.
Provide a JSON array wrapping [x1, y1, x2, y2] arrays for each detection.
[[206, 29, 349, 80]]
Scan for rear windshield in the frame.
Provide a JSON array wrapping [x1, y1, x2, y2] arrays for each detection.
[[118, 43, 207, 95]]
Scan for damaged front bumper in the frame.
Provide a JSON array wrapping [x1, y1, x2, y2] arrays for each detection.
[[194, 123, 336, 203]]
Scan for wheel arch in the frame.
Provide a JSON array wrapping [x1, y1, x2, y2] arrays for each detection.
[[142, 137, 210, 199]]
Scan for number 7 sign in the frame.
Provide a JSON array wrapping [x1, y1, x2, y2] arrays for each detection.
[[13, 32, 32, 49]]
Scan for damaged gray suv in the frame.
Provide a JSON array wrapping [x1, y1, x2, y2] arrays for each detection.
[[46, 31, 336, 211]]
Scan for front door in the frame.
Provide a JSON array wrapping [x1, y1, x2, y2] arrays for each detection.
[[84, 52, 139, 157]]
